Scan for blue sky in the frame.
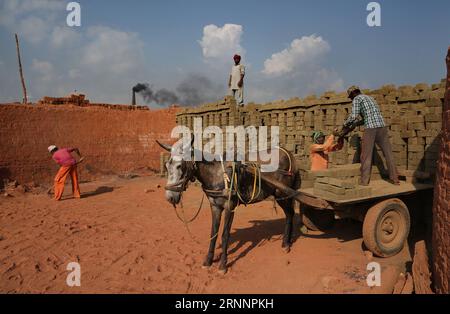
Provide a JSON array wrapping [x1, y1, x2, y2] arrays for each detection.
[[0, 0, 449, 106]]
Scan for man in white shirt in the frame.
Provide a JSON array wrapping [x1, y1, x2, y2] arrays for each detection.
[[228, 54, 245, 106]]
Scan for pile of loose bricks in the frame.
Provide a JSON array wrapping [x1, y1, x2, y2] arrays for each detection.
[[310, 163, 372, 200], [175, 80, 445, 181], [37, 95, 151, 111], [38, 94, 90, 106]]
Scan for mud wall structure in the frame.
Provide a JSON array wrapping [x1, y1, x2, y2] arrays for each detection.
[[0, 102, 178, 186], [431, 48, 450, 294], [176, 81, 445, 177]]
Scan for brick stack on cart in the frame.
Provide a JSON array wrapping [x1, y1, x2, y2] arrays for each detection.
[[175, 80, 445, 181], [311, 164, 372, 200]]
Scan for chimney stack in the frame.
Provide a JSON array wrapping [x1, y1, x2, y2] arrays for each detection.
[[132, 89, 136, 106]]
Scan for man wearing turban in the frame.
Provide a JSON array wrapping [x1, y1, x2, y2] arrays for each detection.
[[228, 54, 245, 106]]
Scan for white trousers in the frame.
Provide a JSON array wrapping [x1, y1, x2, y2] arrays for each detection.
[[229, 88, 244, 105]]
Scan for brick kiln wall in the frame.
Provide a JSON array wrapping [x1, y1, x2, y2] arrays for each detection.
[[0, 103, 178, 186], [432, 47, 450, 294]]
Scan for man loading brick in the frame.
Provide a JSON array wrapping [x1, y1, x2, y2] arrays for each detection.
[[310, 131, 344, 171], [342, 86, 399, 185], [228, 54, 245, 106], [48, 145, 84, 200]]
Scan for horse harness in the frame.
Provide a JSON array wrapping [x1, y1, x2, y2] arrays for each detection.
[[164, 147, 295, 206], [164, 160, 197, 193]]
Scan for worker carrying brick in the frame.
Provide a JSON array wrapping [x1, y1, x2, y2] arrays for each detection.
[[228, 54, 245, 106], [341, 86, 399, 186], [310, 131, 344, 171], [48, 145, 84, 201]]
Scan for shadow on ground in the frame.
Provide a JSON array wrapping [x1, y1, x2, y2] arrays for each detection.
[[301, 219, 362, 242], [227, 217, 289, 266], [82, 186, 115, 198], [226, 215, 362, 267]]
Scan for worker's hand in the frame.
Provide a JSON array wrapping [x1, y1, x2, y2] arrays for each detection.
[[333, 127, 341, 137], [78, 157, 85, 163], [238, 80, 243, 88]]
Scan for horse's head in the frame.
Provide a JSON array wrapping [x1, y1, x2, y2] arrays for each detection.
[[156, 136, 195, 206]]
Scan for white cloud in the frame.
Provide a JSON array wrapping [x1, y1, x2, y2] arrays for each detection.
[[245, 35, 344, 103], [32, 58, 53, 75], [17, 16, 49, 43], [0, 0, 64, 44], [31, 59, 57, 96], [199, 24, 245, 64], [7, 0, 64, 13], [262, 35, 330, 77], [196, 23, 246, 100], [0, 0, 148, 104], [68, 68, 81, 79], [51, 26, 81, 48], [306, 68, 344, 92], [80, 26, 144, 76]]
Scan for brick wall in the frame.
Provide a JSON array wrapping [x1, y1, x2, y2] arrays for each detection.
[[432, 48, 450, 294], [0, 103, 178, 186], [176, 81, 445, 177]]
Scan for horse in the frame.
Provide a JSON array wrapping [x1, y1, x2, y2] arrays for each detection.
[[157, 137, 300, 274]]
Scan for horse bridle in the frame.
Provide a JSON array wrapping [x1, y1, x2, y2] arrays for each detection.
[[164, 159, 197, 193]]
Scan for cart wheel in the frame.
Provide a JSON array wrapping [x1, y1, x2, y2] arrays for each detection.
[[302, 206, 335, 231], [363, 198, 410, 257]]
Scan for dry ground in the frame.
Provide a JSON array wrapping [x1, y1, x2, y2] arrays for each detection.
[[0, 175, 412, 293]]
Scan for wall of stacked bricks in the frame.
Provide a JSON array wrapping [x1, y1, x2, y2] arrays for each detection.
[[431, 47, 450, 294], [176, 81, 445, 178], [0, 100, 178, 186]]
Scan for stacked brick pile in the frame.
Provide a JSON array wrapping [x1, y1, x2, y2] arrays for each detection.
[[176, 80, 445, 179], [88, 103, 150, 111], [38, 94, 89, 106], [309, 164, 372, 200], [38, 95, 151, 111], [382, 83, 443, 175]]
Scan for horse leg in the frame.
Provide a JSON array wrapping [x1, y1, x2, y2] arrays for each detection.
[[277, 198, 295, 252], [203, 203, 222, 268], [218, 204, 235, 274]]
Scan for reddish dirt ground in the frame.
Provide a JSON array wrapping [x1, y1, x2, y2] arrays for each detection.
[[0, 175, 412, 294]]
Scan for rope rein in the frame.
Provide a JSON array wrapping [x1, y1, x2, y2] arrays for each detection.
[[172, 193, 220, 243]]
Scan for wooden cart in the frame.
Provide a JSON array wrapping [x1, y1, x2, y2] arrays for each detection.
[[296, 180, 434, 258]]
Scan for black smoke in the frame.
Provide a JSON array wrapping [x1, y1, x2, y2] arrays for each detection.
[[133, 74, 223, 107], [132, 83, 179, 106]]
